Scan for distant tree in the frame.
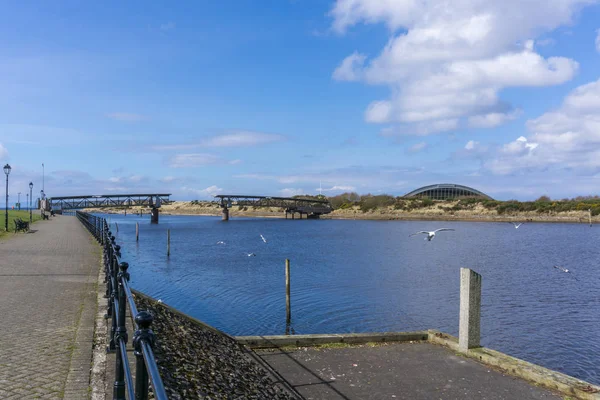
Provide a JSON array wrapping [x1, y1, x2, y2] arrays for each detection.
[[536, 195, 551, 202]]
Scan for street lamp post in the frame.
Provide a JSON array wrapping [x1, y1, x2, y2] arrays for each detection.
[[29, 182, 33, 223], [18, 192, 21, 210], [4, 164, 11, 232]]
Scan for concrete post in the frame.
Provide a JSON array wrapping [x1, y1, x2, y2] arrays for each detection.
[[150, 207, 159, 224], [459, 268, 482, 352], [222, 206, 229, 221]]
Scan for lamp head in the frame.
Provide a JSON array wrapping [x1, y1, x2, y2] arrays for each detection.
[[29, 182, 33, 189], [3, 164, 10, 176]]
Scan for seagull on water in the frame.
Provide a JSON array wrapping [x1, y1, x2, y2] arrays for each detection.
[[260, 234, 267, 243], [409, 228, 455, 241], [553, 265, 570, 273], [216, 241, 226, 245], [553, 265, 579, 280], [510, 222, 524, 229], [247, 253, 256, 257]]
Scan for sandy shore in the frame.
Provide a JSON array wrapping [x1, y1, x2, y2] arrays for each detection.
[[86, 201, 597, 224]]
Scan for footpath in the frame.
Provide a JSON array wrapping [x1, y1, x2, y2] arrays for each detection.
[[0, 215, 100, 399]]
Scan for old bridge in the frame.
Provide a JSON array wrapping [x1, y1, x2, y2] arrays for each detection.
[[48, 193, 171, 223], [215, 194, 333, 221]]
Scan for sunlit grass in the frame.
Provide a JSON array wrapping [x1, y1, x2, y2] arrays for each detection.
[[0, 209, 42, 237]]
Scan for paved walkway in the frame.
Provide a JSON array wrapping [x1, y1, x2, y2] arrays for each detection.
[[0, 215, 100, 399], [256, 342, 563, 400]]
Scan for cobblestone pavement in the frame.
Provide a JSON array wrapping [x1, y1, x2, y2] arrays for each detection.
[[0, 215, 100, 399]]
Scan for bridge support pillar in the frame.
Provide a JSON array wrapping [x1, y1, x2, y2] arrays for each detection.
[[222, 206, 229, 221], [150, 207, 159, 224]]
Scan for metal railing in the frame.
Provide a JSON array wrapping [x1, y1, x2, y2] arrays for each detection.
[[76, 211, 167, 400]]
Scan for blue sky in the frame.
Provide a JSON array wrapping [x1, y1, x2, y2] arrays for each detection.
[[2, 0, 600, 203]]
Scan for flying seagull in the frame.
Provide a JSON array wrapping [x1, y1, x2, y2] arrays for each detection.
[[510, 222, 524, 229], [409, 228, 455, 241], [260, 234, 267, 243]]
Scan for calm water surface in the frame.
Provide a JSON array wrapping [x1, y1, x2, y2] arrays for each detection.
[[103, 213, 600, 384]]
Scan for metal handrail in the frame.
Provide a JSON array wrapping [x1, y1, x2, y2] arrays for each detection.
[[76, 211, 168, 400]]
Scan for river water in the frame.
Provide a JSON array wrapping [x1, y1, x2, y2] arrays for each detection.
[[103, 213, 600, 385]]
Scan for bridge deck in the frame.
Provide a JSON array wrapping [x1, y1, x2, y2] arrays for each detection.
[[50, 194, 171, 210], [215, 195, 333, 215]]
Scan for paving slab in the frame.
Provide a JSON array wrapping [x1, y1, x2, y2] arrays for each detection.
[[255, 342, 563, 400], [0, 215, 100, 399]]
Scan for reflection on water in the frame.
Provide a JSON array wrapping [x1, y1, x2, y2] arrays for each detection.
[[102, 213, 600, 384]]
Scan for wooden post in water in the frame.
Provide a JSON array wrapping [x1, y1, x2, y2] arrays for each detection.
[[167, 229, 171, 256], [135, 222, 139, 242], [285, 259, 291, 324], [459, 268, 482, 352], [115, 222, 119, 232], [589, 209, 592, 227]]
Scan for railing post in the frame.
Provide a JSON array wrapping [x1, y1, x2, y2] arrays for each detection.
[[459, 268, 482, 352], [133, 311, 155, 400], [113, 262, 129, 400]]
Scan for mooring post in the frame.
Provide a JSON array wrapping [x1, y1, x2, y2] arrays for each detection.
[[459, 268, 482, 352], [285, 259, 291, 324], [136, 222, 139, 242], [115, 222, 118, 232], [167, 229, 171, 256], [589, 209, 592, 227]]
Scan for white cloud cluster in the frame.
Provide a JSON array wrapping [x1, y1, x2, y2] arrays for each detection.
[[182, 185, 223, 198], [487, 78, 600, 174], [331, 0, 591, 135], [169, 153, 226, 168], [152, 130, 285, 151]]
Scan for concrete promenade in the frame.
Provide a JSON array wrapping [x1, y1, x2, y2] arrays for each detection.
[[0, 215, 100, 399]]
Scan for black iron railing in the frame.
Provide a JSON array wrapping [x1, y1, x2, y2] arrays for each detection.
[[76, 211, 167, 400]]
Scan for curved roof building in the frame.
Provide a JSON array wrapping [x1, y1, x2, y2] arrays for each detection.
[[403, 183, 493, 200]]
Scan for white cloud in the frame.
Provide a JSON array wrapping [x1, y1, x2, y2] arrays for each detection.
[[381, 119, 458, 136], [0, 143, 8, 160], [280, 188, 304, 197], [152, 131, 284, 151], [107, 112, 147, 122], [407, 142, 428, 153], [331, 0, 588, 135], [465, 140, 477, 150], [487, 78, 600, 174], [333, 52, 366, 81], [321, 185, 356, 192], [201, 131, 284, 147], [168, 153, 224, 168], [160, 176, 177, 183], [468, 110, 522, 128], [596, 29, 600, 52], [365, 101, 393, 123], [183, 185, 223, 198]]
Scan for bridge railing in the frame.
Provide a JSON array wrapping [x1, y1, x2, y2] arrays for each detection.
[[76, 211, 167, 400]]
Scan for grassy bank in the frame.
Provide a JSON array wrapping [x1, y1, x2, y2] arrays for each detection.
[[0, 209, 42, 238], [90, 196, 600, 224]]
